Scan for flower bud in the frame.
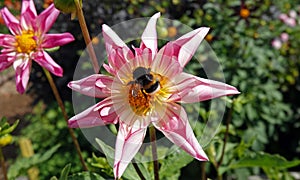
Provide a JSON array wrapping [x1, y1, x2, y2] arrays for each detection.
[[0, 135, 13, 147], [54, 0, 81, 14]]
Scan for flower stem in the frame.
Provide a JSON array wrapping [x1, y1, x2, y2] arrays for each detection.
[[42, 68, 88, 171], [74, 0, 100, 74], [0, 147, 8, 180], [217, 100, 235, 169], [149, 125, 159, 180], [132, 160, 146, 180]]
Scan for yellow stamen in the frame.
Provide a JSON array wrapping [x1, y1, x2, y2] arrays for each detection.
[[128, 86, 152, 116], [15, 30, 37, 54]]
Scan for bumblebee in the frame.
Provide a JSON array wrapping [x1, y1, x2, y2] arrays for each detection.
[[127, 67, 161, 97]]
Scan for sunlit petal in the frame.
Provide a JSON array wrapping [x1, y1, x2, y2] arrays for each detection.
[[140, 12, 160, 60], [114, 122, 147, 178], [68, 74, 113, 98], [168, 72, 240, 103], [68, 98, 118, 128], [153, 102, 208, 161]]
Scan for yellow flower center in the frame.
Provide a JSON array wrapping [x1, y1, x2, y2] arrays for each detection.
[[15, 30, 37, 54], [240, 8, 250, 19], [128, 87, 152, 116]]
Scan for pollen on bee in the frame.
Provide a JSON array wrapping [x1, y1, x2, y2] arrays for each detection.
[[128, 85, 152, 116]]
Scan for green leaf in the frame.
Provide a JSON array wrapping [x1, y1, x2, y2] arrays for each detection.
[[67, 172, 105, 180], [159, 145, 194, 179], [95, 138, 151, 180], [59, 164, 72, 180], [0, 118, 19, 137], [229, 152, 300, 170], [8, 144, 60, 179]]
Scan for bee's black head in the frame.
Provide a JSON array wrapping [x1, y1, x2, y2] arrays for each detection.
[[133, 67, 153, 86]]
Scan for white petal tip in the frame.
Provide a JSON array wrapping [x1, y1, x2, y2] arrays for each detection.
[[102, 24, 110, 31], [153, 12, 161, 18]]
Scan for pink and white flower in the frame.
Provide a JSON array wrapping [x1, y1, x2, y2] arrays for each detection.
[[280, 32, 289, 42], [272, 38, 282, 49], [68, 13, 240, 179], [0, 0, 74, 94]]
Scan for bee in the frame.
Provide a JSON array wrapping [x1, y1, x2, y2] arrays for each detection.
[[127, 67, 161, 97]]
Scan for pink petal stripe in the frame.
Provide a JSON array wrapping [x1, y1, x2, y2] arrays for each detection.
[[140, 12, 160, 60], [0, 54, 14, 71], [160, 27, 209, 68], [151, 50, 182, 78], [42, 33, 75, 48], [114, 122, 147, 178], [21, 0, 37, 16], [14, 59, 31, 94], [0, 8, 21, 35], [68, 74, 113, 98], [168, 72, 240, 103], [20, 0, 37, 30], [0, 34, 15, 48], [153, 102, 209, 161], [102, 24, 133, 74], [33, 51, 63, 77], [36, 4, 59, 33], [68, 98, 118, 128]]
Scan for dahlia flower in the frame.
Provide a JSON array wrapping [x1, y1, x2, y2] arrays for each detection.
[[68, 13, 239, 179], [0, 0, 74, 94]]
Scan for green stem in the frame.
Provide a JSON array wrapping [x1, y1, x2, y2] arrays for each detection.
[[149, 126, 159, 180], [217, 100, 235, 169], [0, 147, 8, 180], [200, 162, 206, 180], [74, 0, 100, 74], [43, 68, 88, 171], [132, 160, 146, 180]]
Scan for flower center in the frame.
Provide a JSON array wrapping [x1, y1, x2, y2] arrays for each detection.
[[128, 86, 152, 116], [127, 67, 168, 116], [15, 30, 37, 54]]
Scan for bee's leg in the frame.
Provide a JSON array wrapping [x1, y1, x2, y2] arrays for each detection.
[[141, 89, 148, 99]]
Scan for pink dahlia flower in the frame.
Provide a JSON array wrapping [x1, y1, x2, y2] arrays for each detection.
[[0, 0, 74, 94], [68, 13, 240, 179]]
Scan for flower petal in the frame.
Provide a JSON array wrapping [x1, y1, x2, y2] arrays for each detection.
[[151, 50, 182, 78], [114, 122, 147, 179], [36, 4, 59, 33], [0, 54, 14, 71], [20, 0, 37, 30], [102, 24, 134, 74], [159, 27, 209, 68], [14, 58, 31, 94], [168, 72, 240, 103], [153, 102, 208, 161], [0, 34, 15, 48], [68, 74, 113, 98], [33, 51, 63, 77], [68, 98, 118, 128], [21, 0, 37, 16], [0, 8, 21, 35], [140, 12, 160, 60], [42, 33, 75, 48]]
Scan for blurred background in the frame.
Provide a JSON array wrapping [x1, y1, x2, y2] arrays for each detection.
[[0, 0, 300, 179]]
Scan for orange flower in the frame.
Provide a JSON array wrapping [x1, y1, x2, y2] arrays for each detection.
[[167, 26, 177, 38], [205, 34, 213, 42], [43, 0, 54, 8], [240, 8, 250, 19], [0, 13, 4, 25]]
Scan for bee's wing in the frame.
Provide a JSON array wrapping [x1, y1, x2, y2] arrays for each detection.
[[131, 83, 141, 97]]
